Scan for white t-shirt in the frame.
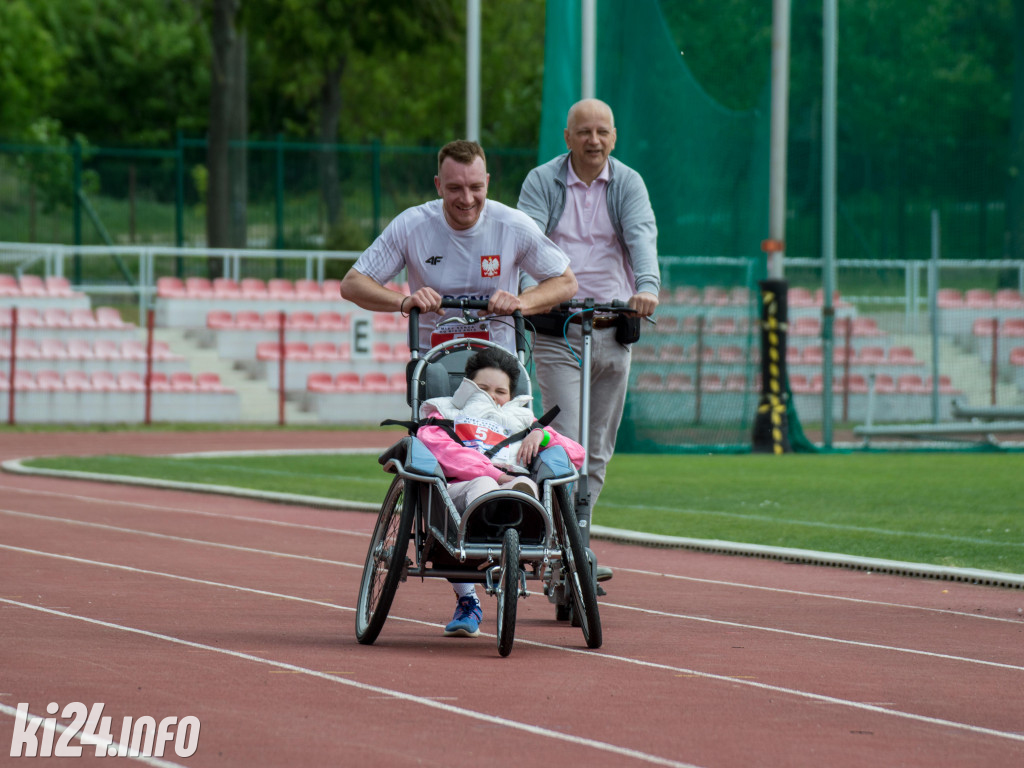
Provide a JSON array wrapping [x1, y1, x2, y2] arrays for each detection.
[[353, 199, 569, 351]]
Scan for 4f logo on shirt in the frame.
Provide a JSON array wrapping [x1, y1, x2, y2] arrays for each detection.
[[480, 255, 500, 278], [425, 255, 443, 266]]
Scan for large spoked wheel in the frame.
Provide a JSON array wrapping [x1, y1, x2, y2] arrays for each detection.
[[355, 475, 414, 645], [554, 485, 602, 649], [496, 528, 520, 657]]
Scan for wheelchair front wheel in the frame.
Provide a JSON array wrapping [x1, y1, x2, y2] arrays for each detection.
[[355, 475, 414, 645], [555, 484, 602, 649], [496, 527, 520, 657]]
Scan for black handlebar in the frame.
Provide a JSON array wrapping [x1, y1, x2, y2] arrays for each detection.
[[407, 298, 526, 355]]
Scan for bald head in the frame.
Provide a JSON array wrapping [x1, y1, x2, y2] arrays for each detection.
[[564, 99, 617, 184]]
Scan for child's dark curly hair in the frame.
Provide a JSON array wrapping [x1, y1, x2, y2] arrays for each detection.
[[464, 347, 520, 393]]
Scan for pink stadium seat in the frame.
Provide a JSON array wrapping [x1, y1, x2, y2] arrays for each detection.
[[295, 279, 322, 299], [170, 372, 198, 391], [67, 339, 95, 360], [213, 278, 242, 298], [897, 374, 927, 394], [42, 307, 72, 327], [91, 371, 119, 391], [653, 315, 679, 334], [362, 372, 391, 393], [372, 314, 402, 333], [335, 372, 363, 393], [151, 341, 179, 361], [1004, 318, 1024, 337], [857, 346, 886, 364], [261, 310, 284, 329], [788, 287, 815, 307], [256, 341, 283, 360], [196, 372, 228, 392], [147, 372, 172, 391], [284, 341, 312, 360], [95, 307, 130, 328], [700, 374, 724, 392], [39, 339, 68, 359], [311, 342, 339, 360], [665, 373, 694, 391], [19, 274, 48, 296], [12, 307, 44, 327], [391, 343, 410, 361], [157, 277, 186, 297], [635, 373, 664, 391], [64, 370, 94, 391], [0, 274, 20, 296], [702, 287, 730, 306], [13, 370, 38, 390], [94, 339, 123, 360], [924, 375, 959, 394], [791, 316, 820, 336], [316, 311, 349, 331], [118, 371, 146, 391], [307, 373, 335, 392], [286, 311, 318, 330], [972, 317, 997, 338], [185, 277, 214, 298], [788, 374, 810, 393], [658, 344, 686, 362], [234, 311, 263, 330], [240, 278, 269, 298], [708, 317, 737, 334], [13, 338, 41, 359], [965, 289, 994, 308], [267, 278, 295, 298], [120, 340, 147, 360], [724, 374, 748, 391], [45, 275, 75, 297], [873, 373, 896, 393], [70, 308, 98, 328], [936, 288, 964, 309], [371, 342, 394, 362], [335, 342, 352, 361], [206, 310, 234, 330], [388, 371, 408, 394], [802, 346, 823, 365], [717, 345, 744, 363], [36, 370, 64, 391], [995, 289, 1024, 308], [321, 279, 342, 299], [888, 346, 917, 364]]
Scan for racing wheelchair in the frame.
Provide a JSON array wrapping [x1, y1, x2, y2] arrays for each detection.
[[354, 299, 602, 657]]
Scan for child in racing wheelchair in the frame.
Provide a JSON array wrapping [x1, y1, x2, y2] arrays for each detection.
[[416, 346, 585, 637]]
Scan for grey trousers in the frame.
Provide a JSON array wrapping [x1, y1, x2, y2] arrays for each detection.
[[532, 325, 631, 516]]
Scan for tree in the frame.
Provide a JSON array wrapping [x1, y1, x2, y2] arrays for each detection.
[[0, 1, 62, 139]]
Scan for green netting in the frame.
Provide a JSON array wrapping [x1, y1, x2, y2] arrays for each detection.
[[539, 0, 775, 452]]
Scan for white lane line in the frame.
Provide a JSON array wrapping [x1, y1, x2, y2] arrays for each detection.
[[4, 542, 1023, 681], [0, 509, 356, 568], [0, 598, 701, 768], [600, 601, 1024, 672], [611, 566, 1024, 625], [0, 483, 371, 537], [0, 703, 184, 767], [2, 504, 1019, 633]]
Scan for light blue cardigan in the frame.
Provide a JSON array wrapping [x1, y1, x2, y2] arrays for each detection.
[[516, 153, 660, 297]]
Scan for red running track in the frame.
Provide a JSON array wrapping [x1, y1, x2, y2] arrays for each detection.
[[1, 431, 1022, 767]]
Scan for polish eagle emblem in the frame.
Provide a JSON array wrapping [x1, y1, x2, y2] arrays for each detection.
[[480, 255, 500, 278]]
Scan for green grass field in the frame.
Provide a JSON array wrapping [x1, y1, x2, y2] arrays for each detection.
[[23, 451, 1024, 575]]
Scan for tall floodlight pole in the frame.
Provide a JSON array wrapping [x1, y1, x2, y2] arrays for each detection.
[[752, 0, 794, 454], [766, 0, 791, 279], [821, 0, 838, 448], [582, 0, 596, 98], [466, 0, 481, 141]]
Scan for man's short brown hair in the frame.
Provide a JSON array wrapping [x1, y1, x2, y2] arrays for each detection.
[[438, 140, 486, 174]]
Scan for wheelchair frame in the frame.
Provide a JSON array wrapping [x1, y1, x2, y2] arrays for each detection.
[[354, 299, 602, 657]]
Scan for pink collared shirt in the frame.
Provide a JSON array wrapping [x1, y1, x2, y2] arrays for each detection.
[[550, 160, 634, 302]]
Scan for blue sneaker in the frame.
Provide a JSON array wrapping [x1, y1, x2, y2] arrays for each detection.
[[444, 595, 482, 637]]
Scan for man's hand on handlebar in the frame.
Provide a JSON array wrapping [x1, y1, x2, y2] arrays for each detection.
[[486, 289, 523, 317], [628, 291, 659, 318], [403, 287, 444, 314]]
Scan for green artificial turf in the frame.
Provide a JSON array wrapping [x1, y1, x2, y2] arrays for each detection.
[[24, 452, 1024, 574]]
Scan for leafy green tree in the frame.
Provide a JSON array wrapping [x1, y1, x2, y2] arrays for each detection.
[[0, 1, 62, 138], [38, 0, 210, 144]]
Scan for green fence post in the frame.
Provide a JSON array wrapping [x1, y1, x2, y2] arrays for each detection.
[[71, 139, 82, 283], [175, 131, 185, 252], [372, 139, 382, 238], [274, 134, 286, 250]]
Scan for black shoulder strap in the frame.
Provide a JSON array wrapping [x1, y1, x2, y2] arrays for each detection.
[[483, 406, 561, 458], [379, 417, 458, 441]]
